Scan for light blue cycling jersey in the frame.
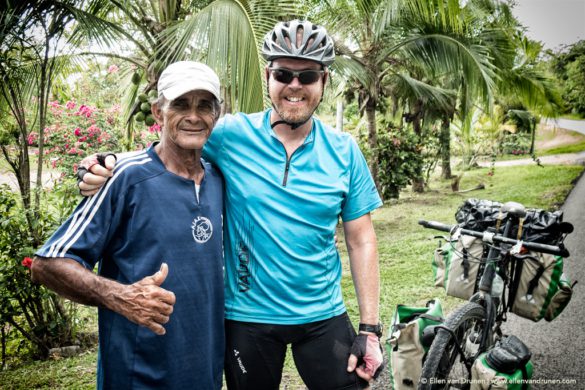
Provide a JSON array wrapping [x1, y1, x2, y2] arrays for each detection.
[[204, 110, 382, 325]]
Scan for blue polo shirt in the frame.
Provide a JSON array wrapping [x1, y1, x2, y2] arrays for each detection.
[[204, 110, 382, 324], [36, 146, 225, 389]]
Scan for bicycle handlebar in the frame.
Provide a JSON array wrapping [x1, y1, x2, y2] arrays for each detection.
[[418, 220, 570, 257]]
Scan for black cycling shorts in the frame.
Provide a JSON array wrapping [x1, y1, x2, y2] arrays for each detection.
[[224, 312, 369, 390]]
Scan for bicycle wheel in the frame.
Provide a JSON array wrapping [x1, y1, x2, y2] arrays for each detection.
[[419, 302, 489, 390]]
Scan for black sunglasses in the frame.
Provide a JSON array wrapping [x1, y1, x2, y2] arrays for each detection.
[[269, 67, 324, 85]]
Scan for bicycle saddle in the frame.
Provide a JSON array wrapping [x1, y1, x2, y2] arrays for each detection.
[[501, 201, 527, 218]]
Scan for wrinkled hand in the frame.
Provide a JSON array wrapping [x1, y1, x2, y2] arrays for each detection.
[[115, 263, 176, 335], [78, 153, 116, 196], [347, 333, 384, 382]]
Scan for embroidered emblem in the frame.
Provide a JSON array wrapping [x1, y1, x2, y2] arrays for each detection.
[[191, 216, 213, 243]]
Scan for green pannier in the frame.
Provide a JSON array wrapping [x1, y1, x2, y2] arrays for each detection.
[[471, 335, 533, 390], [386, 299, 444, 389], [508, 252, 575, 322], [433, 235, 485, 300]]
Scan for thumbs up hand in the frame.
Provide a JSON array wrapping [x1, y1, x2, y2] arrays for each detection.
[[114, 263, 176, 335]]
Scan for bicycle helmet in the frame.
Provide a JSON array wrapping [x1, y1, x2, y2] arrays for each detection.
[[261, 20, 335, 66]]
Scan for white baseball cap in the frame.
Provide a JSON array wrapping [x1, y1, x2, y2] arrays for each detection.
[[157, 61, 221, 102]]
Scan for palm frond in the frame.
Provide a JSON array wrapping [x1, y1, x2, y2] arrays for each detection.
[[389, 71, 456, 112], [158, 0, 296, 113]]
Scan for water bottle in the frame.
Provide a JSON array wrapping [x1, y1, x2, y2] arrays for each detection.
[[491, 272, 504, 307]]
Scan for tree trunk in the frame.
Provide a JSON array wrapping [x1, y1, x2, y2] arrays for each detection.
[[411, 99, 425, 193], [336, 97, 343, 131], [1, 325, 6, 370], [529, 118, 536, 155], [365, 101, 380, 196], [440, 115, 452, 179], [221, 84, 232, 115]]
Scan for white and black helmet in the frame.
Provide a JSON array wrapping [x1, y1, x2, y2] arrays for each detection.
[[261, 20, 335, 66]]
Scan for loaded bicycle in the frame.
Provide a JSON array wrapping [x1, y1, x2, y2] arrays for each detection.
[[417, 200, 574, 390]]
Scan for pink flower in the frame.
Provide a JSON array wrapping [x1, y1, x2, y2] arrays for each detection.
[[27, 133, 37, 145], [79, 136, 88, 142], [67, 148, 78, 154], [66, 101, 76, 110], [76, 104, 95, 118], [148, 123, 161, 133], [74, 127, 81, 136], [22, 257, 33, 269], [107, 64, 119, 74]]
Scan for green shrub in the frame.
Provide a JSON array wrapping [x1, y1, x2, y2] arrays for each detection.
[[0, 184, 82, 366]]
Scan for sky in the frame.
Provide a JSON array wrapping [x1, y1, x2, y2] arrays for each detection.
[[511, 0, 585, 50]]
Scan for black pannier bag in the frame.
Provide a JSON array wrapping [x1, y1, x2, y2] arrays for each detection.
[[455, 198, 572, 246]]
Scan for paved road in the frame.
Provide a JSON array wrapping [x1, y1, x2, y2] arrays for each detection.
[[543, 118, 585, 135], [502, 172, 585, 388]]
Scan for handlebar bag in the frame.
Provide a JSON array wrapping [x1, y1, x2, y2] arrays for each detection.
[[508, 253, 574, 322], [387, 299, 444, 390], [455, 198, 568, 245], [470, 336, 533, 390]]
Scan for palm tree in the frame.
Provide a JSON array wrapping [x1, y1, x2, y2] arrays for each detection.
[[318, 0, 496, 194]]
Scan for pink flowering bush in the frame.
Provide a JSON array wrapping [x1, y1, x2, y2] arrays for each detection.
[[29, 98, 160, 178]]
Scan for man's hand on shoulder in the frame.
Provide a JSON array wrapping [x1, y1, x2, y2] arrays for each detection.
[[77, 153, 117, 196]]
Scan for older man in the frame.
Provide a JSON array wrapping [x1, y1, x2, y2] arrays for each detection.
[[32, 61, 225, 389], [79, 20, 383, 390]]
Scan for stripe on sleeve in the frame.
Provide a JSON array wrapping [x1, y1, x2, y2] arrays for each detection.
[[48, 155, 152, 258]]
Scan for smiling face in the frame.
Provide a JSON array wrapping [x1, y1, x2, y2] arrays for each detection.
[[267, 57, 326, 127], [152, 90, 219, 151]]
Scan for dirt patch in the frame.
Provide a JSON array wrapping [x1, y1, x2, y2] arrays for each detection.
[[536, 124, 585, 150]]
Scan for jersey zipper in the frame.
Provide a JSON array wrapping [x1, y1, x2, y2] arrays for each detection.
[[273, 129, 313, 186], [283, 157, 291, 186], [282, 148, 303, 186]]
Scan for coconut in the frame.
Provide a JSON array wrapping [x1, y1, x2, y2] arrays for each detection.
[[131, 71, 141, 85], [140, 102, 151, 113], [145, 114, 155, 126]]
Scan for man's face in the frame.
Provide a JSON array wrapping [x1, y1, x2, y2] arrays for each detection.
[[267, 57, 326, 126], [153, 90, 218, 151]]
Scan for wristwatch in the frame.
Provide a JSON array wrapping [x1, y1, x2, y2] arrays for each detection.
[[359, 322, 383, 338]]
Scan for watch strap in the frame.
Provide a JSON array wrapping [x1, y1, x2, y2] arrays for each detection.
[[359, 322, 383, 337]]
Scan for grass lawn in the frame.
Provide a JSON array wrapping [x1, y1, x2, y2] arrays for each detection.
[[1, 163, 583, 389]]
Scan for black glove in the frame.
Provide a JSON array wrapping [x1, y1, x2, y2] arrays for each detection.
[[350, 333, 384, 379]]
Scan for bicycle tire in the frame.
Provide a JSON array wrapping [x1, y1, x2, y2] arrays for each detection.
[[418, 302, 489, 390]]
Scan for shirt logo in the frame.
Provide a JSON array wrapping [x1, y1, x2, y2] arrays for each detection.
[[191, 217, 213, 243]]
